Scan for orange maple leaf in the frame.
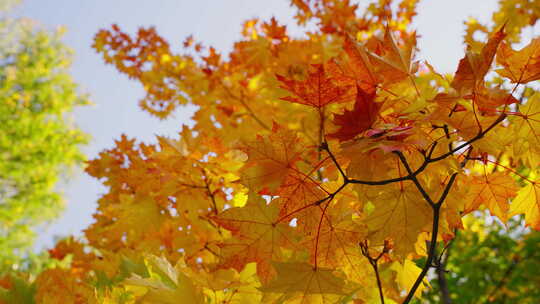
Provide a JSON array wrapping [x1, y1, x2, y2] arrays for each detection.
[[496, 38, 540, 83], [240, 123, 303, 194], [276, 64, 355, 108], [470, 85, 518, 113], [262, 17, 287, 41], [463, 171, 518, 222], [212, 194, 299, 283], [299, 199, 366, 268], [336, 35, 380, 93], [275, 172, 327, 233], [451, 26, 506, 95], [366, 29, 419, 85]]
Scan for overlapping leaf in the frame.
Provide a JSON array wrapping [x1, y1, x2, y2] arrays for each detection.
[[212, 194, 298, 282], [497, 38, 540, 83], [259, 262, 352, 303], [276, 64, 355, 108], [329, 86, 382, 141], [367, 29, 419, 85], [464, 171, 518, 222], [240, 123, 304, 194], [510, 182, 540, 230], [365, 183, 432, 257], [451, 27, 506, 94]]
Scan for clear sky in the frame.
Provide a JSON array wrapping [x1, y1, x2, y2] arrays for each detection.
[[13, 0, 498, 249]]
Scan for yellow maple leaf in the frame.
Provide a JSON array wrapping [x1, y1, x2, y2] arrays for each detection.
[[365, 183, 432, 257], [496, 38, 540, 83], [123, 255, 205, 304], [259, 262, 353, 303], [391, 259, 429, 299], [509, 182, 540, 230]]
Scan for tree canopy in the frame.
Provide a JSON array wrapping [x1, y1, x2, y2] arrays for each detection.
[[3, 0, 540, 303], [0, 0, 89, 271]]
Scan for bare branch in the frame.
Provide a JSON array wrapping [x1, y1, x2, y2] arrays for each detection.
[[320, 141, 348, 182], [394, 151, 435, 207]]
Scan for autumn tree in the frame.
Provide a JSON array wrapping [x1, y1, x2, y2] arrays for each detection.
[[0, 0, 89, 271], [4, 0, 540, 303]]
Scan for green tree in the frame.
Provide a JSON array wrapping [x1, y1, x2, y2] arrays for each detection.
[[422, 216, 540, 303], [0, 0, 89, 271]]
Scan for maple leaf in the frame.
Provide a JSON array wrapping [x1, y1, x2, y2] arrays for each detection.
[[276, 63, 355, 108], [510, 94, 540, 164], [509, 182, 540, 230], [186, 263, 263, 304], [430, 100, 502, 139], [496, 38, 540, 83], [343, 143, 396, 185], [365, 183, 432, 257], [367, 29, 419, 85], [123, 255, 205, 304], [451, 26, 506, 95], [212, 194, 299, 283], [259, 262, 353, 303], [472, 85, 518, 113], [240, 123, 303, 194], [463, 172, 518, 222], [275, 172, 327, 233], [391, 260, 429, 299], [329, 86, 381, 141], [335, 35, 380, 92], [439, 181, 468, 237], [299, 198, 367, 268], [262, 17, 287, 41]]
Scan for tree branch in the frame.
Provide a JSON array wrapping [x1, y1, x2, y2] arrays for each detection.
[[317, 115, 504, 304], [430, 113, 506, 162], [402, 203, 441, 304], [394, 151, 435, 207], [435, 245, 452, 304], [320, 141, 348, 182], [402, 171, 459, 303], [361, 241, 389, 304], [436, 254, 452, 304]]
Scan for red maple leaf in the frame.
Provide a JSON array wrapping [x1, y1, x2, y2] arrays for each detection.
[[329, 86, 381, 141]]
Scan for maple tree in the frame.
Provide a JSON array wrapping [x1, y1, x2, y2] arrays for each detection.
[[4, 0, 540, 303]]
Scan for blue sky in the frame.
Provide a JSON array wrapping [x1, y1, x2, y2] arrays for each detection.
[[13, 0, 498, 249]]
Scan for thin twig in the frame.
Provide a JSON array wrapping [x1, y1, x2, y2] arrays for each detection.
[[360, 241, 389, 304]]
